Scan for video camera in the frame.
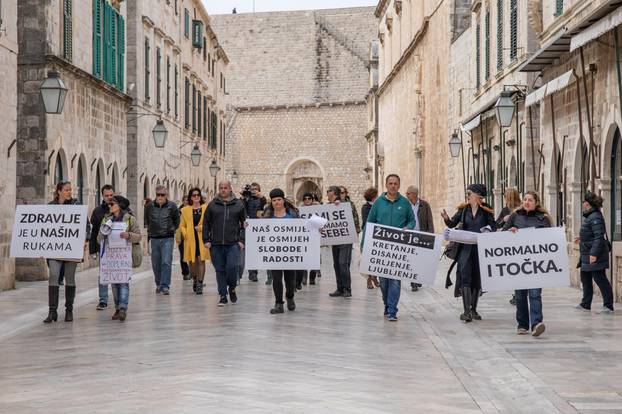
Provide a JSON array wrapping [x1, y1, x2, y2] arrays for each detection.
[[242, 184, 252, 198]]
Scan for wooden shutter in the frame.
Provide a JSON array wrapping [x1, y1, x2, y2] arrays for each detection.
[[93, 0, 102, 77], [174, 65, 179, 118], [485, 10, 490, 80], [110, 10, 117, 86], [145, 38, 150, 100], [510, 0, 518, 60], [555, 0, 563, 17], [496, 0, 503, 71], [167, 56, 171, 113], [197, 91, 202, 136], [63, 0, 73, 62], [117, 12, 125, 91], [184, 9, 190, 37], [476, 23, 481, 89], [156, 47, 161, 108], [103, 2, 113, 83]]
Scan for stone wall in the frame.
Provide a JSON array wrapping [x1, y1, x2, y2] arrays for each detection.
[[226, 105, 369, 208]]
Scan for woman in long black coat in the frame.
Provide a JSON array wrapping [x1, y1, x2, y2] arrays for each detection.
[[577, 192, 614, 313], [441, 184, 496, 322]]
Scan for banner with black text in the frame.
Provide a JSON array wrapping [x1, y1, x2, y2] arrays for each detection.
[[299, 202, 359, 246]]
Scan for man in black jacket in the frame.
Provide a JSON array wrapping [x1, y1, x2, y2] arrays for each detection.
[[145, 186, 180, 295], [90, 184, 115, 310], [406, 186, 434, 292], [203, 181, 247, 306]]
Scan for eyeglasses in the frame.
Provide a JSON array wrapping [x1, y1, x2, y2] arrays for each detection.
[[156, 193, 167, 197], [304, 197, 312, 200], [191, 193, 201, 198]]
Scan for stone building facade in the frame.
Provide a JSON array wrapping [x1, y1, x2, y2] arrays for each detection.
[[211, 8, 377, 206], [0, 0, 17, 290], [126, 0, 228, 225], [3, 0, 229, 289], [375, 0, 452, 231], [518, 0, 622, 298]]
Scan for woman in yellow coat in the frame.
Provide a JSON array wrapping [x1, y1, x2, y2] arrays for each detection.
[[176, 187, 210, 295]]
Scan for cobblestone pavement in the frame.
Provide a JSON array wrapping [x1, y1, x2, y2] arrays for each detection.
[[1, 250, 621, 413]]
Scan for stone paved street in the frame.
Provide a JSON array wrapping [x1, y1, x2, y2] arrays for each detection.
[[1, 251, 622, 414]]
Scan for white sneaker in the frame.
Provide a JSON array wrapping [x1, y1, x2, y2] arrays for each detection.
[[517, 328, 529, 335], [532, 323, 545, 337], [597, 307, 614, 314]]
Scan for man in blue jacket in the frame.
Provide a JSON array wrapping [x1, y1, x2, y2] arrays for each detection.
[[364, 174, 416, 321]]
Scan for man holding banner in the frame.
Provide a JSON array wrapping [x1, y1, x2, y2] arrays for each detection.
[[363, 174, 415, 321], [326, 186, 356, 299]]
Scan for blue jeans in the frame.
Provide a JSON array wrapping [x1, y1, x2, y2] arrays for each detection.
[[151, 237, 174, 291], [98, 280, 108, 304], [515, 288, 543, 330], [211, 244, 241, 296], [380, 277, 401, 317], [112, 283, 130, 310]]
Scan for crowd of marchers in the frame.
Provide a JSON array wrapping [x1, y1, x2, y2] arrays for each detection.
[[42, 175, 614, 336]]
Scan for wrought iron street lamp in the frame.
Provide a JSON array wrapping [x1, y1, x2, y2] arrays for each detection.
[[209, 159, 221, 194], [152, 119, 168, 148], [190, 144, 202, 167], [495, 91, 516, 128], [448, 132, 462, 158], [40, 71, 68, 114]]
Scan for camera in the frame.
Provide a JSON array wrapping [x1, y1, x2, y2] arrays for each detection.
[[242, 184, 252, 198]]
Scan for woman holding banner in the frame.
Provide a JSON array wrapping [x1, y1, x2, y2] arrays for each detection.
[[496, 187, 521, 306], [441, 184, 495, 323], [43, 181, 90, 324], [264, 188, 300, 314], [177, 187, 210, 295], [503, 191, 552, 337], [576, 192, 614, 314], [98, 196, 142, 322]]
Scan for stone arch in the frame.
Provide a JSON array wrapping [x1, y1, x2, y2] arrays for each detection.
[[75, 154, 88, 205], [295, 181, 322, 204], [53, 148, 68, 186], [143, 174, 150, 201], [111, 162, 120, 192], [95, 159, 105, 205], [284, 158, 325, 201], [602, 122, 622, 241]]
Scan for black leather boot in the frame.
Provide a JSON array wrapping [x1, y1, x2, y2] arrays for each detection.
[[460, 288, 472, 322], [64, 285, 76, 322], [43, 286, 59, 323], [270, 303, 284, 314], [471, 289, 482, 320]]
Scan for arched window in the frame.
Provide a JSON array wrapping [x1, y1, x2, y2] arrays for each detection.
[[76, 159, 85, 204], [143, 176, 149, 201], [555, 151, 567, 226], [611, 129, 622, 241], [54, 153, 64, 185]]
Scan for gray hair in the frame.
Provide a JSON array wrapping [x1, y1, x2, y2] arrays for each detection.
[[155, 185, 168, 193], [406, 186, 419, 196], [327, 186, 342, 197]]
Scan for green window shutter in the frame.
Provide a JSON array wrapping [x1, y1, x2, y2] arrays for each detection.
[[192, 20, 204, 48], [166, 56, 171, 113], [197, 91, 202, 136], [184, 9, 190, 38], [510, 0, 518, 60], [103, 2, 113, 84], [116, 13, 125, 91], [476, 23, 481, 89], [156, 47, 161, 108], [555, 0, 563, 17], [63, 0, 73, 62], [203, 97, 207, 140], [192, 84, 196, 133], [92, 0, 102, 77], [145, 38, 150, 100], [485, 10, 490, 80], [184, 77, 190, 128], [174, 65, 179, 118], [496, 0, 503, 71], [110, 10, 117, 86]]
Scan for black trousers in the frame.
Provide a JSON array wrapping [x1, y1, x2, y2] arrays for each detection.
[[295, 270, 317, 285], [580, 270, 614, 310], [331, 244, 352, 292], [271, 270, 296, 304], [178, 242, 189, 276]]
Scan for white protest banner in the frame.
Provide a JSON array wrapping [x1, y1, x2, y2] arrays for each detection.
[[298, 202, 359, 246], [108, 222, 129, 248], [245, 218, 321, 270], [359, 223, 442, 285], [477, 227, 570, 291], [10, 204, 88, 260], [100, 245, 133, 284]]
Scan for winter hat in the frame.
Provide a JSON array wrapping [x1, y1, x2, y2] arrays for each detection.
[[112, 195, 130, 211], [467, 184, 487, 198], [269, 188, 286, 199]]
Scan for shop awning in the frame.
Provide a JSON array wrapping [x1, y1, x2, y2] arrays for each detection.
[[525, 86, 547, 107], [545, 70, 575, 96], [571, 6, 622, 51], [520, 0, 622, 72], [461, 115, 481, 132]]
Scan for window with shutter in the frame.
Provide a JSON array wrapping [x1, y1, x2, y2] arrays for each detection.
[[156, 47, 161, 109], [192, 84, 196, 133], [184, 9, 190, 38], [144, 38, 150, 100], [103, 3, 113, 83], [510, 0, 518, 60], [117, 13, 125, 91], [203, 37, 207, 61], [184, 77, 190, 129], [166, 56, 171, 114], [93, 0, 102, 77], [485, 10, 490, 81], [496, 0, 503, 71], [175, 65, 179, 118], [110, 12, 117, 86], [63, 0, 73, 62], [555, 0, 563, 17], [192, 20, 204, 48], [197, 91, 202, 136], [476, 22, 481, 89], [203, 97, 207, 140]]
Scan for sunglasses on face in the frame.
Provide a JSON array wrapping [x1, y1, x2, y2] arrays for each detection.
[[304, 196, 312, 200], [156, 193, 167, 197], [191, 193, 201, 197]]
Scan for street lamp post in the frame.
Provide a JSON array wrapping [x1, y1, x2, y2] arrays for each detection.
[[190, 144, 202, 167], [152, 119, 168, 148], [495, 91, 516, 194], [40, 71, 68, 115], [449, 131, 467, 197], [209, 159, 220, 195]]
